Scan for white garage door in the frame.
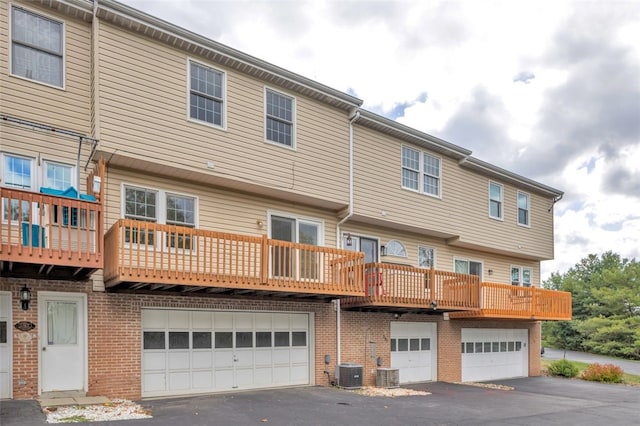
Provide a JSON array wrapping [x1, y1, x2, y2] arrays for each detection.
[[461, 328, 528, 382], [142, 310, 311, 397], [390, 322, 437, 383], [0, 292, 11, 399]]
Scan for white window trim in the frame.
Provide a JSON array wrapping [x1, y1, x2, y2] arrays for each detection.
[[264, 86, 296, 151], [42, 159, 76, 190], [400, 144, 442, 199], [9, 4, 66, 90], [384, 239, 408, 258], [121, 183, 199, 251], [517, 190, 531, 228], [0, 152, 37, 190], [453, 257, 484, 280], [488, 181, 504, 221], [186, 58, 227, 131], [418, 245, 436, 269], [267, 210, 324, 246], [510, 265, 533, 287]]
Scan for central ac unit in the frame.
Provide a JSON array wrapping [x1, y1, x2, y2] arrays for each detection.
[[376, 368, 400, 388], [338, 363, 363, 389]]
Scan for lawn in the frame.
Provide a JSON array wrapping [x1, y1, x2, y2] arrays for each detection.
[[541, 359, 640, 385]]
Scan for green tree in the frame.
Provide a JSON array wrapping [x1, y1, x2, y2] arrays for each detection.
[[542, 252, 640, 359]]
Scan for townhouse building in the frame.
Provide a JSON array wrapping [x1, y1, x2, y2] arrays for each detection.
[[0, 0, 571, 400]]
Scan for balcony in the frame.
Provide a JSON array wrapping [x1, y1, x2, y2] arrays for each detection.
[[448, 282, 572, 321], [0, 187, 103, 280], [103, 219, 365, 298], [342, 264, 572, 321], [341, 263, 481, 311]]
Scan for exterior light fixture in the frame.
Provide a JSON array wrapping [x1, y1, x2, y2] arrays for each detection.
[[380, 245, 387, 257], [20, 285, 31, 311], [393, 312, 402, 319], [431, 301, 437, 310], [346, 233, 352, 247], [488, 269, 494, 275]]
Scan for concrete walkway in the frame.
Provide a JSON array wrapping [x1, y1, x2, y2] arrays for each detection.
[[38, 390, 110, 408], [543, 348, 640, 375]]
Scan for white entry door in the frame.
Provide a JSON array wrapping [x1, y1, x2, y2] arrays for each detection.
[[0, 292, 11, 399], [461, 328, 528, 382], [39, 292, 87, 393], [390, 322, 437, 383]]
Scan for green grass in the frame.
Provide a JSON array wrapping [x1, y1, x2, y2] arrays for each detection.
[[541, 359, 640, 385], [59, 414, 90, 423]]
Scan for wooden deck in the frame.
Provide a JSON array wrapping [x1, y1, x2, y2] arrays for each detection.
[[103, 219, 365, 298], [342, 265, 572, 321], [0, 187, 103, 280]]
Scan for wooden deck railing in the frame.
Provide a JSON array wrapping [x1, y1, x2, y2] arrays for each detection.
[[344, 263, 481, 310], [0, 187, 103, 275], [103, 219, 365, 296]]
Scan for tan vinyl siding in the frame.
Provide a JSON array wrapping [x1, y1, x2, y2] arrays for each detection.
[[353, 125, 555, 260], [103, 167, 339, 247], [0, 1, 91, 133], [96, 22, 349, 205], [341, 222, 541, 286]]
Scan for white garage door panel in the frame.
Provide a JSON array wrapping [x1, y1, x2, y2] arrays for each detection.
[[142, 310, 311, 397], [461, 328, 528, 382], [390, 322, 437, 384]]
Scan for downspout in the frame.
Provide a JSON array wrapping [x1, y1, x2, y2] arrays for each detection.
[[334, 110, 360, 369]]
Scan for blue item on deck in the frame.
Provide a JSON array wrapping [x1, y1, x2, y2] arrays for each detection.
[[39, 186, 96, 201], [21, 223, 45, 247]]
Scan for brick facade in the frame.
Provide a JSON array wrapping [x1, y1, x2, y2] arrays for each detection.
[[1, 278, 542, 400]]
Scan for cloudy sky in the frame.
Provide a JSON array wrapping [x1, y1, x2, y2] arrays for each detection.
[[120, 0, 640, 280]]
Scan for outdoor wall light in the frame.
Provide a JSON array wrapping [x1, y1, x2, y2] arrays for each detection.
[[393, 313, 402, 319], [20, 285, 31, 311], [488, 269, 494, 275], [256, 219, 264, 229], [346, 233, 352, 247], [380, 245, 387, 256], [431, 301, 438, 310]]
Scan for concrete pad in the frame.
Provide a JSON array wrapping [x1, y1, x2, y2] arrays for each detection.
[[75, 396, 110, 405], [38, 397, 76, 407]]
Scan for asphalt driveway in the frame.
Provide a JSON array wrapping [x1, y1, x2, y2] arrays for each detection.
[[1, 377, 639, 425]]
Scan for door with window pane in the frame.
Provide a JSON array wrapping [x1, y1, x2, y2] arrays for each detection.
[[39, 293, 86, 393], [270, 216, 321, 280]]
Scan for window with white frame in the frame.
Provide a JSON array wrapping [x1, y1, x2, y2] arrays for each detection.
[[401, 146, 441, 197], [11, 6, 64, 87], [489, 181, 503, 219], [123, 186, 197, 249], [418, 246, 435, 268], [385, 240, 407, 257], [511, 266, 532, 287], [454, 258, 482, 277], [270, 214, 322, 279], [43, 161, 74, 190], [1, 153, 35, 222], [266, 89, 294, 147], [517, 191, 530, 226], [189, 61, 224, 127]]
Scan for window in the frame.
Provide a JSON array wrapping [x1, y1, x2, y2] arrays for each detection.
[[517, 191, 530, 226], [401, 146, 441, 197], [44, 161, 74, 190], [189, 61, 224, 127], [343, 234, 379, 264], [270, 214, 322, 279], [2, 154, 34, 222], [166, 194, 195, 249], [11, 6, 63, 87], [511, 266, 532, 287], [455, 259, 482, 277], [418, 246, 435, 268], [385, 240, 407, 257], [124, 187, 157, 245], [489, 182, 503, 219], [266, 89, 294, 147]]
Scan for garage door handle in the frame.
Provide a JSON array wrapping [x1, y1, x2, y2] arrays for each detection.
[[233, 355, 238, 362]]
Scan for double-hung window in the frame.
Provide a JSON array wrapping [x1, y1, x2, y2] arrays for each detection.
[[517, 191, 530, 226], [11, 6, 64, 87], [401, 146, 441, 197], [418, 246, 435, 269], [166, 194, 195, 249], [265, 89, 295, 147], [124, 187, 157, 245], [489, 182, 503, 220], [511, 266, 532, 287], [44, 161, 73, 190], [1, 153, 34, 222], [189, 61, 224, 127]]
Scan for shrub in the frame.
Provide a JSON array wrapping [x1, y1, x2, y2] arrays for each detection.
[[581, 363, 624, 383], [547, 359, 579, 378]]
